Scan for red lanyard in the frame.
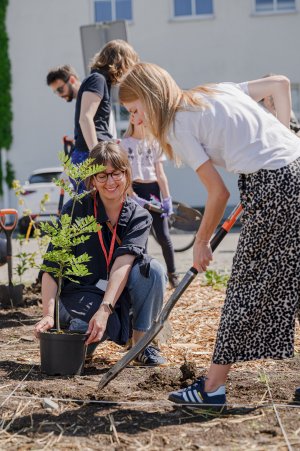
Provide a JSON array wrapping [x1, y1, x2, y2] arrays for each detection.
[[94, 198, 123, 277]]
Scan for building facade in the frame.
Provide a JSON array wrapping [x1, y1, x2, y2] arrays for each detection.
[[5, 0, 300, 208]]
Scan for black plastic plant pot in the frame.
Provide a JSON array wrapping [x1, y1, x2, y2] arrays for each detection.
[[40, 330, 87, 376], [0, 284, 24, 308]]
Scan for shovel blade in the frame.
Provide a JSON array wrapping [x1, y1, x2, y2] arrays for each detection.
[[171, 202, 202, 232], [98, 321, 163, 390], [98, 267, 198, 390]]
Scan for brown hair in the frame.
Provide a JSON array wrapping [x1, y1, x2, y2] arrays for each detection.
[[90, 40, 139, 85], [85, 141, 132, 193], [119, 62, 215, 160], [46, 65, 79, 85]]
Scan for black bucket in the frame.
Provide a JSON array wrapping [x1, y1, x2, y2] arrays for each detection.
[[40, 330, 87, 376]]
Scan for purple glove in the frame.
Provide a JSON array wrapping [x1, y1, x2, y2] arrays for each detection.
[[131, 193, 148, 208], [161, 197, 173, 217]]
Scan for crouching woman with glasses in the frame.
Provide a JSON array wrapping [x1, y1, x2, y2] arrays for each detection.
[[34, 141, 167, 366]]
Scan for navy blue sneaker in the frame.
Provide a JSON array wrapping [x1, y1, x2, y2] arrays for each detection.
[[294, 387, 300, 402], [134, 345, 167, 366], [168, 376, 226, 412]]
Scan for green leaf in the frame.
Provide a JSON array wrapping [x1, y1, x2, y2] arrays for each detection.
[[204, 269, 230, 290], [40, 264, 63, 278]]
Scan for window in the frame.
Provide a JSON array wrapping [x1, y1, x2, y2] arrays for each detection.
[[29, 172, 62, 184], [255, 0, 296, 13], [94, 0, 132, 22], [173, 0, 213, 18]]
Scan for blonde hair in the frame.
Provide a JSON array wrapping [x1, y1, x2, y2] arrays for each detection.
[[123, 122, 134, 138], [123, 119, 147, 139], [90, 40, 139, 85], [119, 62, 215, 160], [85, 141, 132, 194]]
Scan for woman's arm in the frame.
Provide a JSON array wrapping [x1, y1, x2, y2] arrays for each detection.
[[79, 91, 102, 151], [34, 273, 57, 337], [155, 161, 170, 199], [86, 254, 136, 344], [247, 75, 291, 128], [193, 160, 230, 272]]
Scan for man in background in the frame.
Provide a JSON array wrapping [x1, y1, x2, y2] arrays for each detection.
[[46, 64, 117, 139]]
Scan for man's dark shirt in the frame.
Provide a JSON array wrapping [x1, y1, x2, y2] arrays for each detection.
[[74, 70, 112, 151]]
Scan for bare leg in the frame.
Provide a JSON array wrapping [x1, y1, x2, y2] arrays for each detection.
[[132, 329, 144, 345], [205, 363, 232, 391]]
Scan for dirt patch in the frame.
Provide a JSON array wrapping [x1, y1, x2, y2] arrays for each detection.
[[0, 279, 300, 450], [179, 360, 198, 387], [137, 361, 198, 393], [138, 368, 180, 392]]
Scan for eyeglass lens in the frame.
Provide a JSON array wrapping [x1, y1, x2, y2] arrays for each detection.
[[96, 171, 123, 182]]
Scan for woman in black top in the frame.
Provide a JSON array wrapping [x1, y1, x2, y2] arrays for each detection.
[[72, 40, 139, 166], [34, 141, 166, 366]]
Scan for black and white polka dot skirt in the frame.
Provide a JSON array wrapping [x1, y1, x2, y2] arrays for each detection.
[[213, 157, 300, 364]]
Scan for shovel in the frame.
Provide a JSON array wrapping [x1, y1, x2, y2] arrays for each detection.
[[145, 201, 202, 232], [98, 203, 243, 389], [0, 237, 7, 266], [0, 209, 24, 308]]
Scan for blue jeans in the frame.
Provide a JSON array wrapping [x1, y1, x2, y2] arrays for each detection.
[[127, 259, 166, 332], [70, 148, 89, 193], [58, 302, 104, 356], [59, 258, 166, 334]]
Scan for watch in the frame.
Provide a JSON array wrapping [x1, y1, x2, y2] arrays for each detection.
[[101, 302, 114, 314]]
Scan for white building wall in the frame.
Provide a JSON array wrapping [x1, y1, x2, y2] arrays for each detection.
[[6, 0, 88, 189], [5, 0, 300, 209]]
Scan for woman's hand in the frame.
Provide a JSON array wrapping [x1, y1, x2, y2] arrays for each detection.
[[193, 239, 213, 273], [161, 196, 173, 217], [131, 193, 148, 208], [86, 307, 110, 345], [34, 315, 54, 339]]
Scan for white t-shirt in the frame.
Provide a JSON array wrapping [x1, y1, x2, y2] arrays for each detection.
[[167, 82, 300, 174], [121, 137, 166, 181]]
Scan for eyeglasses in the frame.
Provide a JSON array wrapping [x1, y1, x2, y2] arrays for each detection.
[[95, 170, 124, 183], [55, 84, 66, 94], [54, 78, 70, 95]]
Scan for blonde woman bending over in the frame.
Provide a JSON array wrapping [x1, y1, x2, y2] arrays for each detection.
[[119, 62, 300, 410]]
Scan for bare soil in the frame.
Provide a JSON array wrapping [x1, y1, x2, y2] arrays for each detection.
[[0, 279, 300, 450]]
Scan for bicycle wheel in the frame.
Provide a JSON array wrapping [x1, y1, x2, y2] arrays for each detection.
[[149, 200, 201, 252], [171, 231, 196, 253], [151, 223, 196, 253]]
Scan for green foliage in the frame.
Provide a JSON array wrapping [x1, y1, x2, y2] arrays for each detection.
[[5, 159, 15, 188], [54, 151, 105, 218], [41, 154, 104, 331], [39, 215, 100, 281], [14, 234, 38, 283], [203, 269, 230, 290], [39, 193, 50, 212], [58, 151, 105, 182], [0, 0, 13, 196], [0, 0, 12, 150], [12, 180, 53, 242], [257, 372, 269, 384], [12, 179, 25, 200]]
